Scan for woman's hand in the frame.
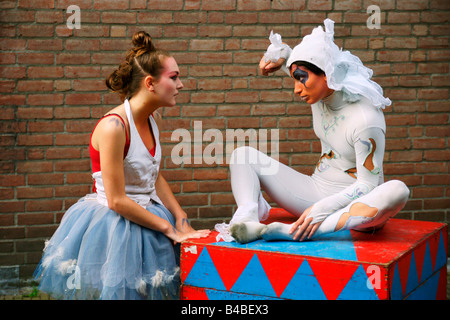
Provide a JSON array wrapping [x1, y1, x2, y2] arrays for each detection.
[[176, 216, 195, 234], [289, 206, 322, 241], [259, 56, 285, 76], [166, 219, 210, 245], [169, 228, 211, 245]]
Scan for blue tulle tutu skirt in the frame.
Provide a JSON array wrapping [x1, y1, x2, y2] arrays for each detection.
[[33, 197, 180, 300]]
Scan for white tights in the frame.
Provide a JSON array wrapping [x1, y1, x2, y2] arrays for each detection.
[[226, 147, 410, 243]]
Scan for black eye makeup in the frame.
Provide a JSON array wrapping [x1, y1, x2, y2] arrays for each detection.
[[293, 68, 309, 87]]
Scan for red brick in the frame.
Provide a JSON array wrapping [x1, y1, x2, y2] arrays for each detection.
[[17, 187, 53, 199], [17, 134, 53, 146], [93, 0, 129, 10], [202, 0, 235, 10], [28, 173, 64, 185]]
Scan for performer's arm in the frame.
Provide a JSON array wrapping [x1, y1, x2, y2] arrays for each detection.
[[306, 127, 386, 224]]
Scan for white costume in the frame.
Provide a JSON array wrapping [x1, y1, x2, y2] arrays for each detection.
[[215, 19, 409, 243]]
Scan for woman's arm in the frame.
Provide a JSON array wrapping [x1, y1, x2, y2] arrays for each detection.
[[155, 173, 195, 233], [290, 127, 386, 240], [152, 111, 198, 233], [95, 117, 207, 243], [260, 31, 292, 76], [307, 127, 385, 221]]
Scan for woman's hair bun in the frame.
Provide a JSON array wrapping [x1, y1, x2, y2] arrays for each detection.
[[106, 31, 170, 101], [132, 31, 156, 55]]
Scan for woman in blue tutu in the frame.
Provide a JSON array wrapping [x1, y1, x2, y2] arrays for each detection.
[[33, 31, 210, 300]]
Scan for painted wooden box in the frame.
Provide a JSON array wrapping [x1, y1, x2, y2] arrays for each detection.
[[180, 209, 447, 300]]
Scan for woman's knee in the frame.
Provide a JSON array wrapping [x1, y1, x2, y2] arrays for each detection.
[[230, 146, 259, 165], [384, 180, 410, 204]]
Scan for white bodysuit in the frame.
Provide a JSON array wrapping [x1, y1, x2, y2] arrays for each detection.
[[225, 90, 410, 240]]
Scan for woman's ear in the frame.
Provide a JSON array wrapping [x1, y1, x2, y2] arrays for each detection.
[[144, 75, 155, 92]]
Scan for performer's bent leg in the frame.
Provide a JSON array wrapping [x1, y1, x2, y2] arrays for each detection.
[[262, 180, 409, 241], [312, 179, 410, 238], [229, 146, 322, 243]]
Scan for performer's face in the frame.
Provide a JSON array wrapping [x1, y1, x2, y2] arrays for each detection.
[[290, 64, 332, 104]]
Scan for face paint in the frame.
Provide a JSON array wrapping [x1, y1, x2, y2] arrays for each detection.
[[292, 66, 309, 87], [290, 64, 333, 104]]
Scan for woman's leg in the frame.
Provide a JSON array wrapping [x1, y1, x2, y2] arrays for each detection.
[[228, 146, 323, 243], [319, 179, 410, 236], [261, 179, 410, 241]]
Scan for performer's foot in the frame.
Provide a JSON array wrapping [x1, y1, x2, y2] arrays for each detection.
[[229, 202, 259, 225], [230, 221, 266, 244], [261, 222, 295, 241], [335, 202, 378, 231]]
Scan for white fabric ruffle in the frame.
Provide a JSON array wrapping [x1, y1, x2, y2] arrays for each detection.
[[273, 19, 391, 109]]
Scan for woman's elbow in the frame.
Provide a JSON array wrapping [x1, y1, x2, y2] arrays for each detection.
[[107, 195, 127, 212]]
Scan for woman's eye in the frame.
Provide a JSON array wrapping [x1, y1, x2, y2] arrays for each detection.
[[293, 68, 309, 85]]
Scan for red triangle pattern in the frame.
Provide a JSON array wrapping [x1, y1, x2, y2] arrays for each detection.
[[257, 252, 305, 297], [181, 285, 209, 300], [413, 242, 427, 283], [436, 267, 447, 300], [396, 252, 413, 295], [307, 259, 359, 300], [207, 246, 254, 291], [428, 232, 440, 271]]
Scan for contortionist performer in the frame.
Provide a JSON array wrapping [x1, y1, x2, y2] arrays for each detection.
[[215, 19, 410, 244]]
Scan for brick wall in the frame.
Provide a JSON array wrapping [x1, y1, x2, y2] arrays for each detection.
[[1, 0, 449, 281]]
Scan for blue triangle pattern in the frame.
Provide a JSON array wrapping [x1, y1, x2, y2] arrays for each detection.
[[434, 231, 447, 272], [280, 259, 327, 300], [230, 254, 277, 297], [184, 247, 226, 291], [212, 229, 358, 261], [405, 252, 419, 296], [421, 241, 433, 283], [405, 269, 441, 300], [338, 264, 379, 300], [390, 263, 404, 300], [205, 288, 281, 300]]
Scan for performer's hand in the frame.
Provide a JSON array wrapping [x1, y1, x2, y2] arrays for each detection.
[[259, 56, 284, 76], [289, 206, 322, 241]]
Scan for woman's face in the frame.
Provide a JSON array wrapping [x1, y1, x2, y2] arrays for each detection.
[[290, 64, 332, 104], [153, 56, 184, 107]]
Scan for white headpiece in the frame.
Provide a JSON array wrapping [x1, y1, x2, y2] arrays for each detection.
[[267, 19, 391, 109]]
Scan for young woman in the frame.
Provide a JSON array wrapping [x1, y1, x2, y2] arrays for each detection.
[[216, 19, 410, 244], [34, 31, 210, 299]]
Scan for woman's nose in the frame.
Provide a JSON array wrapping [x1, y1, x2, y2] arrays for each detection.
[[177, 78, 184, 90], [294, 81, 303, 95]]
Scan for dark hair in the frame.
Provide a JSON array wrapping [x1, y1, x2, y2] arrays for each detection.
[[291, 61, 325, 76], [106, 31, 171, 101]]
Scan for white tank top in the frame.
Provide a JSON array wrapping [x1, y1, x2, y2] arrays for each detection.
[[91, 99, 162, 208]]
